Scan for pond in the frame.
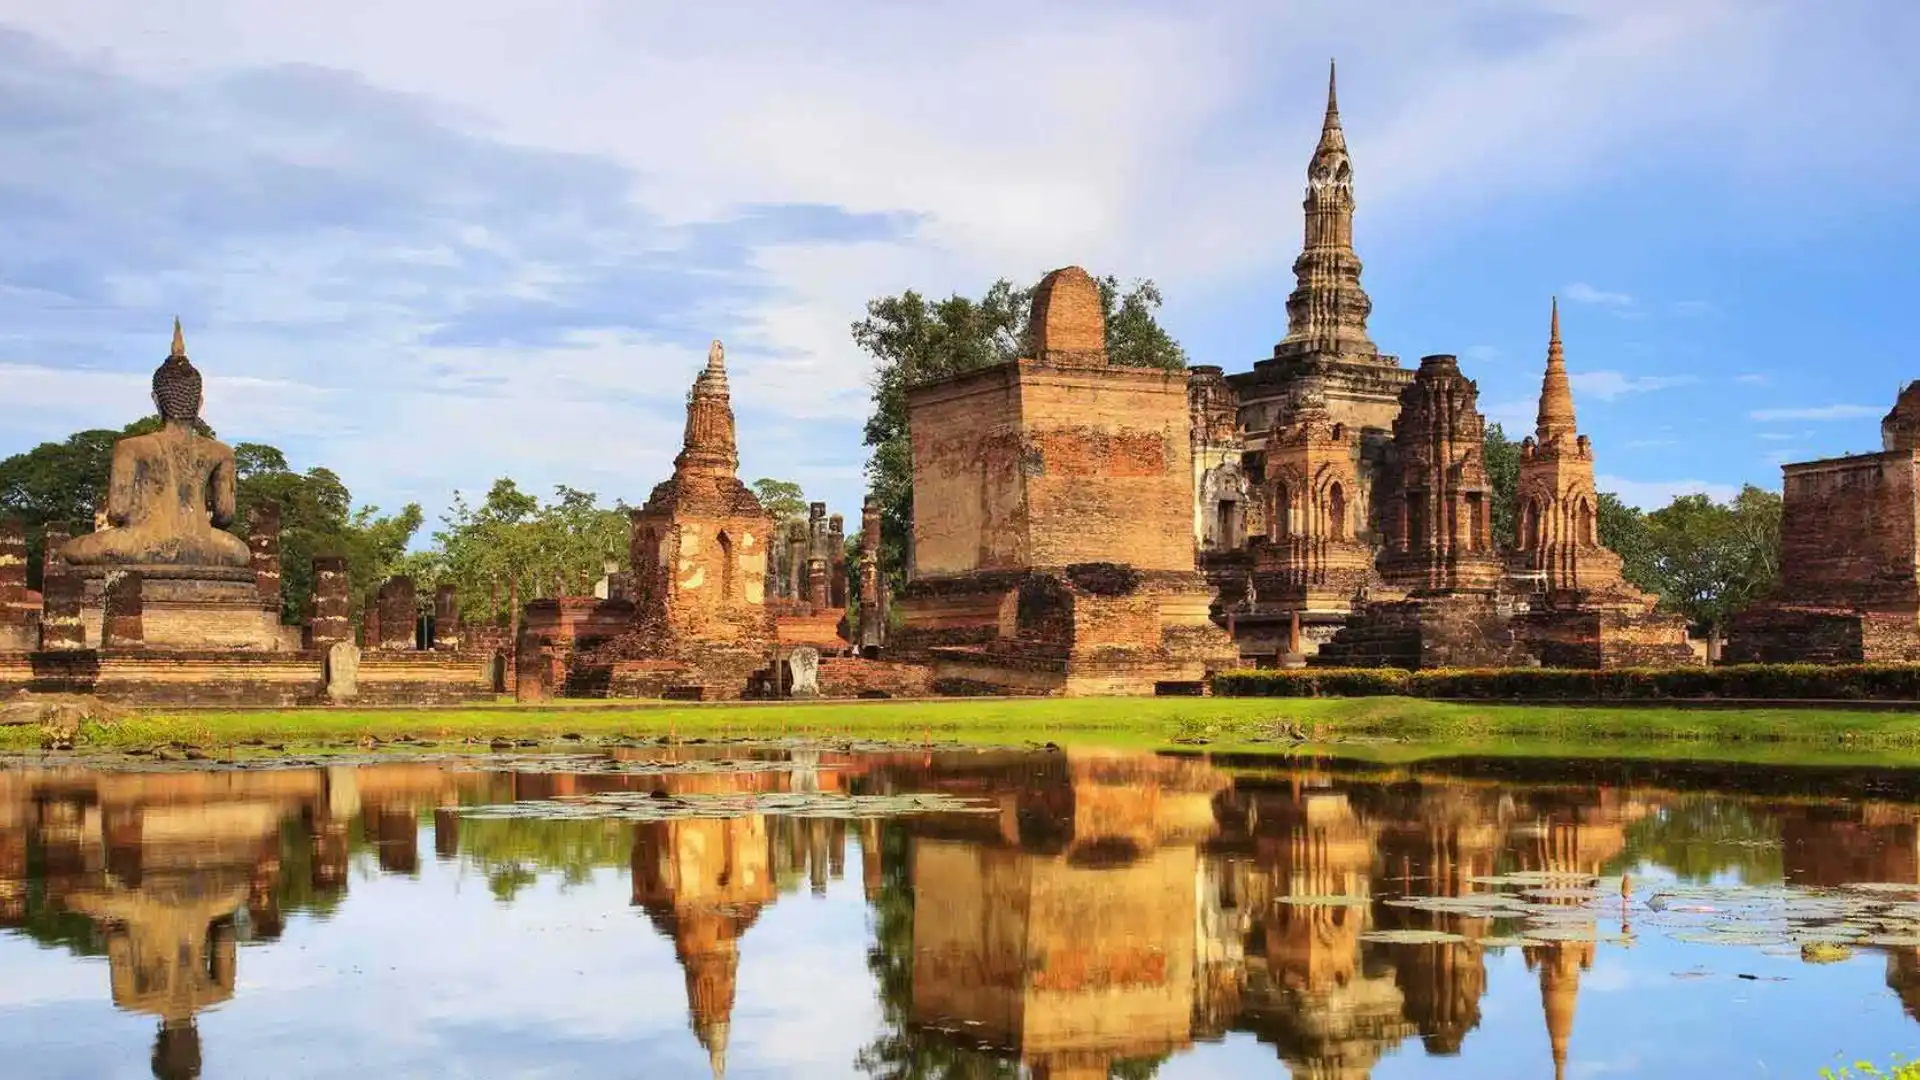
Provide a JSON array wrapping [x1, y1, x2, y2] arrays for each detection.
[[4, 742, 1919, 1078]]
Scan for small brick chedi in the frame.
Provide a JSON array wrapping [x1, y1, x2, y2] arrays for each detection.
[[1725, 382, 1920, 663], [1510, 302, 1693, 667], [895, 265, 1238, 694], [551, 342, 777, 700]]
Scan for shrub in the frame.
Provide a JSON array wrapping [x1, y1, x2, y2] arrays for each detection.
[[1212, 663, 1920, 702], [1821, 1056, 1920, 1080]]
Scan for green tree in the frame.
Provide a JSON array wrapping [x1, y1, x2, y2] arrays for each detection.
[[752, 478, 809, 524], [433, 480, 631, 622], [1482, 423, 1521, 549], [854, 274, 1187, 586], [1640, 485, 1782, 636], [1595, 492, 1663, 596]]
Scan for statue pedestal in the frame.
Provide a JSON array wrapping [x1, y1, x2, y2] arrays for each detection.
[[76, 566, 285, 652]]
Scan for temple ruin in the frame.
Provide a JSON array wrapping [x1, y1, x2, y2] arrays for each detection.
[[1725, 382, 1920, 663], [893, 266, 1238, 694]]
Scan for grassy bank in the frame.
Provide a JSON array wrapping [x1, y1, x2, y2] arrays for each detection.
[[10, 695, 1920, 757]]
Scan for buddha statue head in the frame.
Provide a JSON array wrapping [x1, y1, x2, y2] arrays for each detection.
[[153, 319, 203, 426]]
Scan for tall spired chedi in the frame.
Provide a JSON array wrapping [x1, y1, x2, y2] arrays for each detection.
[[56, 321, 287, 651], [1276, 60, 1376, 362]]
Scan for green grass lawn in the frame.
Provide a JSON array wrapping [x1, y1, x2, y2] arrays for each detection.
[[10, 695, 1920, 761]]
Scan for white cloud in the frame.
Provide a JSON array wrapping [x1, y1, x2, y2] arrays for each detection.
[[1562, 282, 1634, 307], [1734, 372, 1769, 385], [1596, 474, 1740, 509], [0, 0, 1911, 521], [1569, 370, 1700, 400], [1749, 404, 1882, 422]]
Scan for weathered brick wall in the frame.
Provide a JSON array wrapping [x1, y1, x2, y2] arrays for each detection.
[[0, 520, 38, 651], [1019, 368, 1196, 573], [5, 648, 494, 705], [817, 657, 932, 699], [909, 365, 1028, 576], [1518, 609, 1696, 669], [1777, 452, 1920, 607], [247, 501, 282, 607], [1724, 605, 1920, 664], [375, 576, 417, 650], [310, 556, 352, 649]]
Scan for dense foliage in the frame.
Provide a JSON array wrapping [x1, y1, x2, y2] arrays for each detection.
[[853, 274, 1187, 588], [1214, 663, 1920, 701], [423, 479, 632, 623]]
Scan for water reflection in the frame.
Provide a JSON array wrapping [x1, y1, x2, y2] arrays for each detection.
[[8, 747, 1920, 1077]]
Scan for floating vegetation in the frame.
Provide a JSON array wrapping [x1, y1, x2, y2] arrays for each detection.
[[1360, 929, 1470, 945], [458, 791, 996, 822]]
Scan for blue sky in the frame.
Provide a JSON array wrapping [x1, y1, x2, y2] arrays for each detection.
[[0, 1, 1914, 530]]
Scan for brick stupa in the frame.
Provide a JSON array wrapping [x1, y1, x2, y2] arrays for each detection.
[[894, 266, 1238, 695]]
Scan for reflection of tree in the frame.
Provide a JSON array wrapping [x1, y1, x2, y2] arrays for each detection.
[[1620, 797, 1783, 884], [454, 818, 632, 902]]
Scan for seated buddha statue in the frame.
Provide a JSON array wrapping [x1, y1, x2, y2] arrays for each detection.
[[61, 321, 253, 569]]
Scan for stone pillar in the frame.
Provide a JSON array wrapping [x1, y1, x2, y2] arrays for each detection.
[[39, 569, 84, 651], [828, 513, 847, 608], [433, 585, 461, 651], [310, 556, 352, 650], [376, 577, 416, 651], [101, 570, 143, 650], [247, 501, 283, 609]]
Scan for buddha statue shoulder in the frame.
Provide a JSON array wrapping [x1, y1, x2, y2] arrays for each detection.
[[60, 321, 254, 570]]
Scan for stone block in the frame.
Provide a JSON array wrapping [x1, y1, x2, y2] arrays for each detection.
[[39, 571, 85, 652], [326, 641, 361, 701]]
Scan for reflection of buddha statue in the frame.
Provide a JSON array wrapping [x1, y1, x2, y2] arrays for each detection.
[[61, 320, 252, 570]]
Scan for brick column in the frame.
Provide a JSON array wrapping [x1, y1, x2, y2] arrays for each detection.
[[39, 568, 84, 651], [40, 525, 70, 587], [376, 577, 416, 650], [0, 519, 36, 637], [247, 501, 283, 609], [858, 498, 884, 654], [828, 513, 847, 608], [433, 584, 461, 651], [102, 570, 143, 650], [310, 556, 352, 650]]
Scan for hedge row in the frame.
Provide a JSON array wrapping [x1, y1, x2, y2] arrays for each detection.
[[1212, 664, 1920, 702]]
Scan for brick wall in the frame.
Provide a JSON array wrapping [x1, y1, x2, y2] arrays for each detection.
[[1778, 452, 1920, 608]]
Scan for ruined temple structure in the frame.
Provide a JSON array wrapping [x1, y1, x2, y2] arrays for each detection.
[[1314, 354, 1534, 668], [894, 266, 1238, 695], [1199, 62, 1414, 579], [539, 342, 776, 700], [1192, 61, 1410, 662], [1509, 302, 1695, 666], [0, 322, 498, 705], [1725, 381, 1920, 663]]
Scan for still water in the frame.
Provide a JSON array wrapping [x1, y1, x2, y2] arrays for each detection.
[[4, 744, 1920, 1079]]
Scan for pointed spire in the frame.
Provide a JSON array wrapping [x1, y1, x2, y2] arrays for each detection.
[[1536, 296, 1578, 443], [677, 339, 740, 474], [1317, 58, 1347, 154], [170, 317, 186, 358]]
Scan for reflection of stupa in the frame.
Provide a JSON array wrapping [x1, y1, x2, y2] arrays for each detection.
[[1525, 940, 1593, 1080], [1371, 791, 1503, 1056], [907, 750, 1225, 1076], [1230, 784, 1418, 1080], [632, 815, 777, 1079]]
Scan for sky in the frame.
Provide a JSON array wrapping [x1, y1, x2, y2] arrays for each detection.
[[0, 0, 1915, 535]]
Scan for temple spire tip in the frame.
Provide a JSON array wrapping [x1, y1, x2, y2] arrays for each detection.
[[1550, 296, 1561, 347], [1327, 58, 1338, 115]]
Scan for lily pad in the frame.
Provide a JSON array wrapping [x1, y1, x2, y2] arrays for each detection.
[[458, 790, 996, 821], [1360, 929, 1469, 945]]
